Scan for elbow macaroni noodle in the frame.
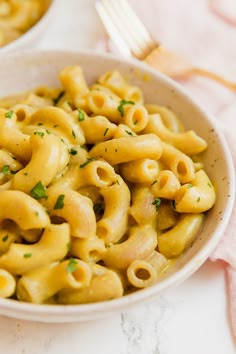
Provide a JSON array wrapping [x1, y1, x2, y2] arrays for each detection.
[[0, 0, 48, 48], [0, 65, 216, 304]]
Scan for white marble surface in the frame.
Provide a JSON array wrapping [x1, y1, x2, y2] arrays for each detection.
[[0, 0, 236, 353]]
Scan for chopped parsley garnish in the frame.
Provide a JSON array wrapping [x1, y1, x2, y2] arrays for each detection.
[[197, 197, 201, 203], [78, 108, 85, 121], [46, 129, 51, 134], [23, 253, 32, 258], [118, 99, 135, 117], [5, 110, 14, 118], [1, 165, 9, 175], [125, 130, 134, 136], [80, 158, 95, 168], [34, 131, 44, 138], [54, 194, 65, 210], [67, 243, 71, 252], [30, 181, 48, 200], [53, 90, 65, 105], [66, 258, 78, 273], [72, 129, 76, 139], [207, 182, 212, 188], [10, 170, 17, 174], [69, 148, 78, 155], [187, 184, 193, 188], [152, 198, 161, 211], [104, 128, 109, 136], [2, 235, 8, 242]]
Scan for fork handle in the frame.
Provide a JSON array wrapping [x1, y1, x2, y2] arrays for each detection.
[[144, 46, 236, 92], [190, 67, 236, 92], [144, 45, 193, 77]]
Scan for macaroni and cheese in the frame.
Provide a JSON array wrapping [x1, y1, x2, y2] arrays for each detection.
[[0, 66, 216, 304], [0, 0, 49, 48]]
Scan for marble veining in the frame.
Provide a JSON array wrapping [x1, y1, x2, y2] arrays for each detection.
[[120, 296, 178, 354]]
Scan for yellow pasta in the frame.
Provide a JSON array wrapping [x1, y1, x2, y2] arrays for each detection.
[[102, 225, 158, 269], [120, 158, 160, 184], [0, 190, 50, 229], [98, 70, 144, 104], [156, 201, 179, 230], [127, 251, 168, 288], [28, 106, 85, 145], [161, 142, 195, 183], [113, 123, 137, 138], [0, 0, 47, 48], [0, 108, 31, 162], [127, 259, 157, 288], [72, 159, 117, 189], [145, 104, 184, 132], [174, 170, 216, 213], [44, 186, 96, 238], [0, 269, 16, 298], [151, 170, 181, 199], [0, 229, 22, 255], [87, 90, 122, 123], [12, 132, 69, 193], [89, 134, 163, 165], [128, 186, 158, 226], [0, 65, 215, 304], [70, 236, 106, 263], [58, 264, 124, 304], [17, 258, 91, 304], [96, 175, 130, 244], [123, 104, 148, 132], [158, 214, 204, 258], [79, 115, 117, 144], [59, 65, 89, 110], [0, 223, 70, 274], [143, 113, 207, 155]]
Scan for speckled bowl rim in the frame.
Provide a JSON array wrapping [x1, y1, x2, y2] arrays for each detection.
[[0, 49, 234, 322]]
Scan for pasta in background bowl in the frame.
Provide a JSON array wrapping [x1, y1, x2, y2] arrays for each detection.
[[0, 50, 234, 322], [0, 0, 56, 52]]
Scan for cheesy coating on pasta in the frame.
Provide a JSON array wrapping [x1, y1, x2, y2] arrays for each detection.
[[0, 67, 216, 304], [0, 0, 49, 48]]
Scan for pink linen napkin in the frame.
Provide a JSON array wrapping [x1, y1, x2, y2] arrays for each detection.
[[97, 0, 236, 335]]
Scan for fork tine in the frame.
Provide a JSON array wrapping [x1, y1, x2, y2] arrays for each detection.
[[99, 0, 142, 56], [95, 1, 131, 57], [96, 0, 157, 59], [118, 0, 157, 51], [96, 0, 236, 92]]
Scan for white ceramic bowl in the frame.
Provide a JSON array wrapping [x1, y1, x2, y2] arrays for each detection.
[[0, 50, 234, 322], [0, 0, 56, 53]]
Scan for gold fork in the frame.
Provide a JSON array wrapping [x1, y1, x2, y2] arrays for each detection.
[[95, 0, 236, 92]]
